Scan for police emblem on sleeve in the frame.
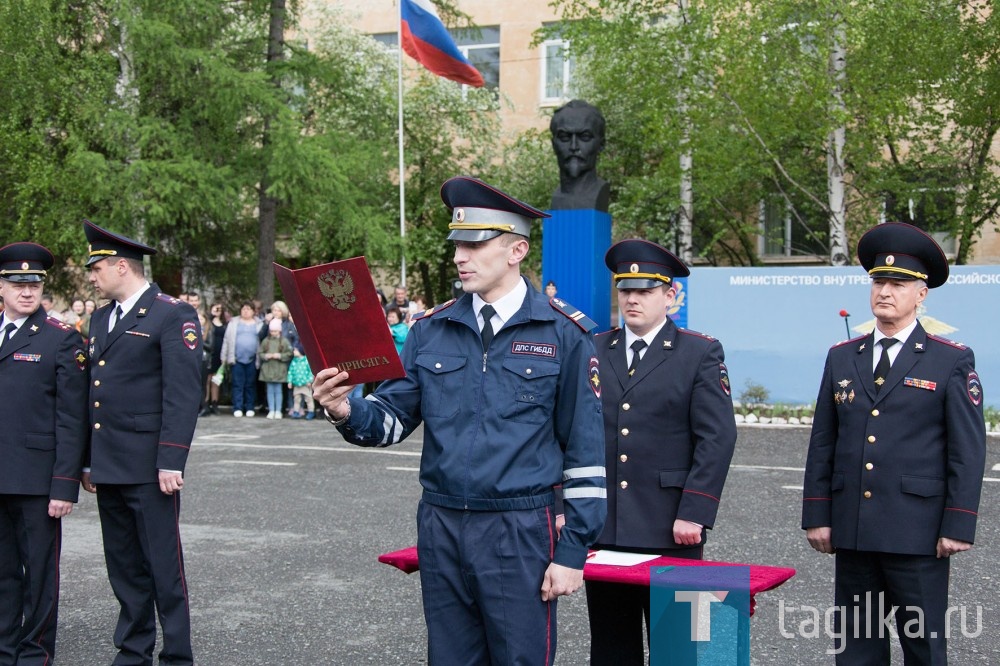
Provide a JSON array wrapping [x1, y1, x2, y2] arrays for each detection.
[[967, 371, 982, 406], [182, 322, 199, 350], [75, 349, 87, 371], [317, 269, 356, 310], [589, 356, 601, 399], [719, 363, 731, 396]]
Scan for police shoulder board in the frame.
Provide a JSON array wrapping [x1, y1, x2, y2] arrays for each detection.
[[550, 298, 597, 332], [411, 299, 456, 323]]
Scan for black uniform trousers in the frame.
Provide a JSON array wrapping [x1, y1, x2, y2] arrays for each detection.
[[0, 496, 60, 666], [97, 484, 192, 666], [834, 549, 950, 665], [586, 545, 703, 665]]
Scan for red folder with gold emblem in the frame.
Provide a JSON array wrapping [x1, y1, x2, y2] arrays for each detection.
[[273, 257, 405, 385]]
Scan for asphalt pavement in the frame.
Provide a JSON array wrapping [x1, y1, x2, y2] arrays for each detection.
[[52, 416, 1000, 665]]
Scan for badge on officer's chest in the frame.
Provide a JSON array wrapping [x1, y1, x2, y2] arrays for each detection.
[[833, 388, 855, 405]]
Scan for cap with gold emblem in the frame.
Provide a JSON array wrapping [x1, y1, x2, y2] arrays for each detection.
[[604, 238, 689, 289], [0, 242, 54, 283], [84, 219, 157, 267], [441, 176, 550, 242], [857, 222, 949, 289]]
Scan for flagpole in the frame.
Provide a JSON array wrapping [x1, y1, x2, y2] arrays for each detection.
[[397, 0, 406, 288]]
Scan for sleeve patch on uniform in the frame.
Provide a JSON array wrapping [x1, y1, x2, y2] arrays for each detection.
[[182, 322, 199, 351], [967, 371, 982, 406], [75, 349, 87, 371], [719, 363, 731, 396], [589, 356, 601, 399]]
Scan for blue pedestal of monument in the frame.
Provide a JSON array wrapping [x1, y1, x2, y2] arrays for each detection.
[[542, 209, 612, 332]]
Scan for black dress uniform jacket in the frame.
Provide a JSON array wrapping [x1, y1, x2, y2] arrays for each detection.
[[86, 285, 202, 482], [0, 309, 88, 499], [803, 323, 986, 554], [594, 319, 737, 550]]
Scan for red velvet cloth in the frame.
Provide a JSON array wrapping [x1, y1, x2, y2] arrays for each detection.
[[378, 546, 796, 616]]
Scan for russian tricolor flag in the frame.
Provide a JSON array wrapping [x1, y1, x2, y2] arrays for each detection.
[[401, 0, 485, 88]]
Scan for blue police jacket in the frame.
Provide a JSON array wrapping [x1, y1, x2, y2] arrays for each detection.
[[337, 278, 607, 569], [0, 309, 88, 501], [86, 285, 203, 483], [803, 323, 986, 555]]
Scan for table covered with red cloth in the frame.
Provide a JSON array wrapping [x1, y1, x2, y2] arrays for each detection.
[[378, 546, 796, 615]]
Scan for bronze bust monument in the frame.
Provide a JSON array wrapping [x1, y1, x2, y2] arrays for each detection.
[[550, 100, 610, 212]]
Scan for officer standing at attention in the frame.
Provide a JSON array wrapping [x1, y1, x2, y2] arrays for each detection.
[[803, 222, 986, 664], [0, 243, 88, 665], [314, 176, 607, 666], [587, 239, 737, 664], [80, 220, 203, 666]]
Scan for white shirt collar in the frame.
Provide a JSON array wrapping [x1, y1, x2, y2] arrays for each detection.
[[116, 282, 151, 316], [873, 318, 918, 348], [472, 278, 528, 331], [0, 314, 29, 331], [624, 318, 669, 354]]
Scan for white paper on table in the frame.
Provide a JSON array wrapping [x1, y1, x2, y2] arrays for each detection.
[[586, 550, 661, 567]]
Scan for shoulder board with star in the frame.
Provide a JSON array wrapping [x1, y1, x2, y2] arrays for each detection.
[[678, 328, 716, 342], [155, 293, 183, 306], [927, 334, 967, 350], [46, 317, 73, 331], [831, 334, 866, 349], [411, 299, 456, 323], [550, 298, 597, 332]]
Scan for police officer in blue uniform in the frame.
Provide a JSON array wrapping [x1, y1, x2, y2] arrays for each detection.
[[314, 176, 607, 666], [587, 239, 737, 665], [803, 222, 986, 664], [0, 243, 88, 665], [80, 221, 203, 666]]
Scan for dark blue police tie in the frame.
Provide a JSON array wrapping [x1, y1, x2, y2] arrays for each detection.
[[628, 339, 647, 377], [874, 337, 898, 393], [480, 304, 496, 349], [111, 305, 124, 332], [0, 322, 15, 348]]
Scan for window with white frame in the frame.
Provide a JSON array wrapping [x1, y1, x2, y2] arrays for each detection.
[[759, 198, 827, 258], [540, 26, 574, 105], [882, 170, 958, 254], [452, 26, 500, 91], [371, 32, 398, 50]]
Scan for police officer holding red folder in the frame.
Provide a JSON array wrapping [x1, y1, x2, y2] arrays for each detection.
[[314, 176, 606, 666], [0, 242, 88, 665]]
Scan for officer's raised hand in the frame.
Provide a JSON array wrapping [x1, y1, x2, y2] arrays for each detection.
[[313, 367, 356, 421]]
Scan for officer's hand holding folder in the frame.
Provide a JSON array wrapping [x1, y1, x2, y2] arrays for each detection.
[[273, 257, 405, 385]]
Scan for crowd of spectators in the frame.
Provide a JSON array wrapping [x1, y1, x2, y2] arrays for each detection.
[[1, 283, 426, 420]]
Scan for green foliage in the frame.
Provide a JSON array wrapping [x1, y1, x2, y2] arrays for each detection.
[[738, 379, 770, 409], [549, 0, 1000, 264], [0, 1, 508, 307]]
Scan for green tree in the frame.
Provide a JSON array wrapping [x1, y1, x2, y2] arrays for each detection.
[[548, 0, 1000, 265]]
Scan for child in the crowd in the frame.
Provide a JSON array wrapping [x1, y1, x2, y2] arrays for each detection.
[[286, 343, 315, 419], [387, 306, 409, 355], [258, 318, 292, 419]]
